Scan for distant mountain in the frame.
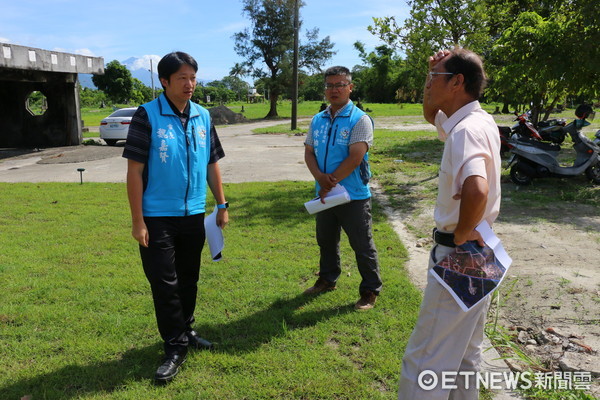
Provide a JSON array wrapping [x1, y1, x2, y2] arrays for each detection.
[[78, 55, 213, 90], [121, 55, 161, 88], [78, 55, 161, 89], [79, 73, 96, 89]]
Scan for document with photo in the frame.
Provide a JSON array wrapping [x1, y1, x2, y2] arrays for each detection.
[[430, 221, 512, 312]]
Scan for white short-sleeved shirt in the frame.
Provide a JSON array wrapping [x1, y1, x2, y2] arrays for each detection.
[[434, 101, 501, 232]]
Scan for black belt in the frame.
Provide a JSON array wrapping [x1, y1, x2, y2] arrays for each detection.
[[433, 228, 455, 247]]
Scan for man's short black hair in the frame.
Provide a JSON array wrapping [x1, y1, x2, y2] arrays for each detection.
[[324, 66, 352, 82], [444, 48, 487, 98], [157, 52, 198, 88]]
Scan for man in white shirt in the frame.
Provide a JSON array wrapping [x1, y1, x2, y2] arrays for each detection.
[[397, 48, 501, 400]]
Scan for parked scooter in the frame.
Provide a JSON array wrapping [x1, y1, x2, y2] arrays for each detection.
[[498, 111, 568, 155], [498, 112, 542, 156], [537, 117, 568, 144], [507, 105, 600, 185], [594, 129, 600, 146]]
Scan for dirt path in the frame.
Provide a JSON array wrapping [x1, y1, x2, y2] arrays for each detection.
[[0, 119, 313, 183], [373, 177, 600, 396], [493, 197, 600, 382]]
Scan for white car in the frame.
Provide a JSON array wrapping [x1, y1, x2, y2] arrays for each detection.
[[99, 107, 138, 146]]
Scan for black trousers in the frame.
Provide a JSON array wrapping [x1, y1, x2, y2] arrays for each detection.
[[315, 198, 382, 295], [139, 214, 205, 356]]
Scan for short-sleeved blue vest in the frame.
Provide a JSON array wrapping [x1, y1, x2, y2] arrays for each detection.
[[309, 101, 372, 200], [141, 94, 211, 216]]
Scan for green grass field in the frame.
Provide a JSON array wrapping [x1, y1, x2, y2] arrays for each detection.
[[7, 101, 598, 399], [81, 101, 426, 129], [0, 181, 419, 399]]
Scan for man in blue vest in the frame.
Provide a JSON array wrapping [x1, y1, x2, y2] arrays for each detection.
[[303, 66, 382, 310], [123, 51, 229, 383]]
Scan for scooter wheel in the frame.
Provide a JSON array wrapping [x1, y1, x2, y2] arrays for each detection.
[[585, 164, 600, 184], [510, 165, 532, 186]]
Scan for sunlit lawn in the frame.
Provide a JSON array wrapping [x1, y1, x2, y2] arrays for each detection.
[[0, 181, 419, 399]]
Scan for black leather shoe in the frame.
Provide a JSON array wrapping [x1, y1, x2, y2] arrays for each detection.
[[187, 330, 213, 350], [154, 352, 187, 384]]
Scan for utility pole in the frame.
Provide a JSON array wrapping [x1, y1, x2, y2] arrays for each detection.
[[149, 59, 155, 99], [291, 0, 299, 130]]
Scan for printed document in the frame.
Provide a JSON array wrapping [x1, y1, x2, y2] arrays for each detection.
[[430, 220, 512, 311]]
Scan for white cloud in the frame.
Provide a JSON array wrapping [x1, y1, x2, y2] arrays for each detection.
[[216, 21, 248, 34], [134, 55, 162, 70], [0, 37, 10, 44], [74, 48, 96, 57]]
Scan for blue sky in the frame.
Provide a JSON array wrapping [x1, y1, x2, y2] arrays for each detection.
[[0, 0, 410, 83]]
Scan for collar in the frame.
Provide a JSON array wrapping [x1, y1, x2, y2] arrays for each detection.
[[158, 93, 198, 118], [441, 100, 481, 134], [323, 100, 354, 119]]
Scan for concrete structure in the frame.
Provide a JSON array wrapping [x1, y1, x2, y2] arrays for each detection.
[[0, 43, 104, 147]]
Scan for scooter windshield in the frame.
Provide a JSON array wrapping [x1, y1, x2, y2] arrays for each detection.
[[575, 119, 591, 130]]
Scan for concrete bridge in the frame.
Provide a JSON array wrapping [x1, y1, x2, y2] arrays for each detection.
[[0, 43, 104, 147]]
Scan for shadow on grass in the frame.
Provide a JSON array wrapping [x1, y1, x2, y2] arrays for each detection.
[[1, 294, 352, 398], [374, 137, 443, 163], [226, 182, 316, 228], [0, 345, 160, 399], [201, 293, 355, 353]]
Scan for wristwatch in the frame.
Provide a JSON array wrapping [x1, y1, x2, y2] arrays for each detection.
[[217, 202, 229, 209]]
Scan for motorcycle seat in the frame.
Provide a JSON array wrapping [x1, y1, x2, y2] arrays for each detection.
[[516, 136, 561, 152]]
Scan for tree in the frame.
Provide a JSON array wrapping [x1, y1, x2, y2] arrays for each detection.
[[353, 42, 406, 103], [130, 78, 154, 105], [556, 0, 600, 101], [368, 0, 490, 100], [229, 63, 249, 79], [298, 72, 324, 101], [78, 86, 107, 107], [233, 0, 335, 118], [367, 0, 599, 117], [483, 0, 599, 120], [222, 75, 251, 101], [92, 60, 134, 104], [192, 83, 236, 105]]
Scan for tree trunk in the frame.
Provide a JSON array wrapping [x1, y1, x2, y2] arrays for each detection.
[[502, 102, 510, 114], [543, 97, 560, 121], [265, 91, 279, 118]]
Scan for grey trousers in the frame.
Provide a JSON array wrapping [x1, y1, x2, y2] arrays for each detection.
[[315, 198, 382, 295], [398, 244, 491, 400]]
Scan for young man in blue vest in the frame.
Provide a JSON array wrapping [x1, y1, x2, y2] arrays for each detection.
[[123, 51, 229, 383], [303, 66, 382, 310]]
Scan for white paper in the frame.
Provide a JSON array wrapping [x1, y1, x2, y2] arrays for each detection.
[[304, 184, 351, 214], [476, 220, 512, 269], [204, 206, 224, 261]]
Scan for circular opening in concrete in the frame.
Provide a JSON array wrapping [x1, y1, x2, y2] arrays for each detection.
[[26, 90, 48, 116]]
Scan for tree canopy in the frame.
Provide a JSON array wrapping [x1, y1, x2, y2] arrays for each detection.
[[92, 60, 134, 104], [367, 0, 599, 119], [233, 0, 335, 118]]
